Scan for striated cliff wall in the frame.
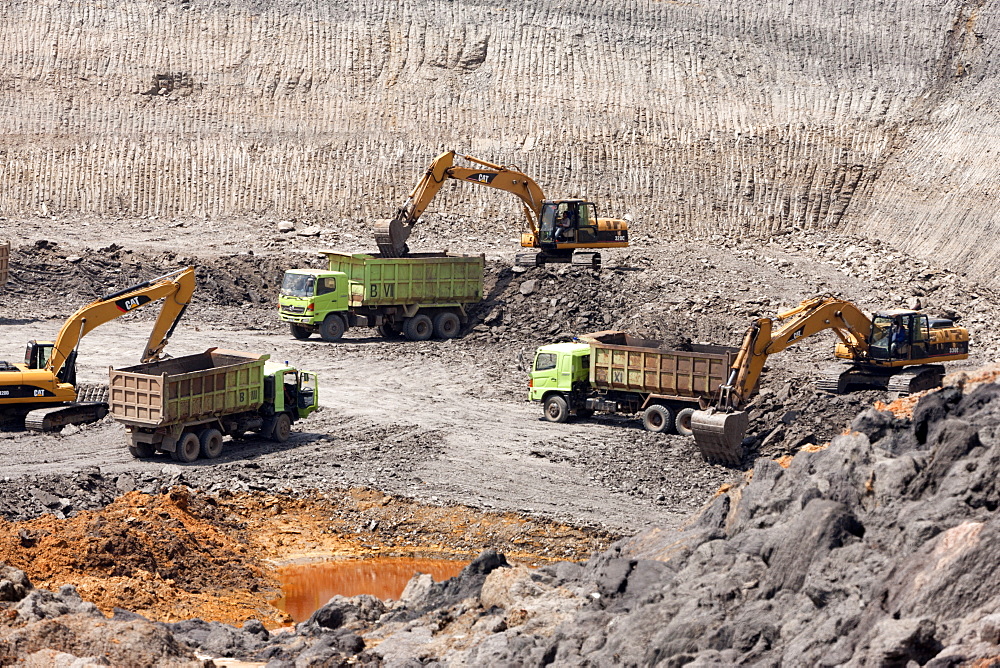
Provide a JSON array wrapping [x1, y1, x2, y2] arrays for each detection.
[[0, 0, 997, 282]]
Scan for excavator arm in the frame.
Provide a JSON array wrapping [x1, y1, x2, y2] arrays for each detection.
[[46, 266, 196, 377], [374, 151, 546, 257], [691, 296, 874, 466]]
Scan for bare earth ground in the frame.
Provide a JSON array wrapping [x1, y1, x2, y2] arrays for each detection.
[[1, 213, 998, 635]]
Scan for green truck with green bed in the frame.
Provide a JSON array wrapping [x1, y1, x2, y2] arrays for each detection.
[[279, 251, 484, 342], [529, 331, 738, 436]]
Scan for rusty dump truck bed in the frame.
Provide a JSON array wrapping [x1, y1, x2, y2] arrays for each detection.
[[0, 241, 9, 287], [580, 330, 737, 402], [109, 348, 267, 428]]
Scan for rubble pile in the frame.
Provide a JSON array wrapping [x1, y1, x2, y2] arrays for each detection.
[[6, 380, 1000, 665]]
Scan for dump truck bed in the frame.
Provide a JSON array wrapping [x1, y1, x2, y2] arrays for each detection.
[[580, 330, 737, 401], [321, 251, 484, 307], [0, 241, 9, 287], [109, 348, 266, 428]]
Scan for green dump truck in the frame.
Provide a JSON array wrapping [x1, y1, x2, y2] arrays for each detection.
[[279, 251, 485, 342], [109, 347, 319, 462], [528, 331, 737, 435]]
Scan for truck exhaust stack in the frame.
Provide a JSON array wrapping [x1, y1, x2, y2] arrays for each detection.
[[690, 409, 749, 467]]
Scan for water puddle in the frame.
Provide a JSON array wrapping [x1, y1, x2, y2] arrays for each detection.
[[272, 557, 469, 623]]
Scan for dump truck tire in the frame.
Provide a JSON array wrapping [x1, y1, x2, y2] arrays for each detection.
[[290, 323, 311, 340], [433, 312, 461, 339], [403, 314, 433, 341], [674, 407, 696, 436], [172, 432, 201, 463], [642, 405, 675, 434], [543, 395, 570, 423], [128, 441, 155, 459], [199, 428, 224, 459], [319, 314, 346, 342], [268, 413, 292, 443]]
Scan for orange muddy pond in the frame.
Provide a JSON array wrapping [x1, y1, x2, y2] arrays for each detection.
[[272, 557, 469, 623]]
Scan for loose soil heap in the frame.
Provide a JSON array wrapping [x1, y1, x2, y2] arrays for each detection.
[[0, 487, 613, 628]]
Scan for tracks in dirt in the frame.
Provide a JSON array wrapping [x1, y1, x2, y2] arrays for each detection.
[[0, 318, 710, 532]]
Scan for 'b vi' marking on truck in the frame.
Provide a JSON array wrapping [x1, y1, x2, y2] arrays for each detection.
[[370, 283, 395, 299]]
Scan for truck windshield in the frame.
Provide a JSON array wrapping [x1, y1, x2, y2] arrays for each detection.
[[534, 352, 557, 371], [281, 272, 315, 298]]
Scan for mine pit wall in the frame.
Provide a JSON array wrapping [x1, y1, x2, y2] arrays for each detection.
[[1, 0, 998, 284]]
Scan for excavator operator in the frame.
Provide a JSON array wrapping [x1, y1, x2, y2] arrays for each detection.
[[890, 315, 909, 359], [555, 208, 575, 242]]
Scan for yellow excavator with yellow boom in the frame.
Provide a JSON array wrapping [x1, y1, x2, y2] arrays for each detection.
[[374, 151, 629, 268], [0, 266, 196, 431], [689, 296, 970, 466]]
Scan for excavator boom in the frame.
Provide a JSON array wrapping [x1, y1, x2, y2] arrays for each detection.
[[1, 266, 196, 432], [374, 151, 545, 257], [46, 266, 196, 376]]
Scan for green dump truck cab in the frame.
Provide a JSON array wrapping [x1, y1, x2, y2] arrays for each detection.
[[279, 252, 484, 343], [529, 331, 738, 436], [109, 348, 320, 463]]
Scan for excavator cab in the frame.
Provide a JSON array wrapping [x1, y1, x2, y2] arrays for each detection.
[[867, 312, 931, 361], [537, 200, 598, 247], [24, 341, 53, 370]]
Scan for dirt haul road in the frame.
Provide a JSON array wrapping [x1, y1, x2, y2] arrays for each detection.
[[3, 218, 998, 534], [0, 318, 722, 532]]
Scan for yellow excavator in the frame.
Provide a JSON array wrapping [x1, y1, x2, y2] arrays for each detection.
[[689, 296, 970, 466], [0, 266, 196, 431], [374, 151, 629, 268]]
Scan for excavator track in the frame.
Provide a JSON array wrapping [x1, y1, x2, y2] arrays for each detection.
[[25, 402, 109, 432], [885, 365, 945, 397], [24, 383, 109, 432]]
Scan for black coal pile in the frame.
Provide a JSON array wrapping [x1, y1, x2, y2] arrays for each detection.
[[436, 381, 1000, 665]]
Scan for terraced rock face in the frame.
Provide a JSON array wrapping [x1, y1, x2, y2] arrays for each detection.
[[2, 0, 999, 285]]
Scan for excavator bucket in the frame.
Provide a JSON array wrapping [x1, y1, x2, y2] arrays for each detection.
[[690, 409, 749, 467], [373, 218, 408, 258]]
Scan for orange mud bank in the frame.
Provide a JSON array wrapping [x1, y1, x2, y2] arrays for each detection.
[[0, 487, 616, 628]]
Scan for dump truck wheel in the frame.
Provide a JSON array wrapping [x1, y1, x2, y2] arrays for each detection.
[[269, 413, 292, 443], [433, 312, 461, 339], [642, 405, 675, 434], [172, 432, 201, 463], [199, 428, 224, 459], [543, 395, 570, 423], [403, 314, 433, 341], [128, 442, 155, 459], [674, 407, 696, 436], [290, 324, 312, 340], [319, 314, 346, 342]]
